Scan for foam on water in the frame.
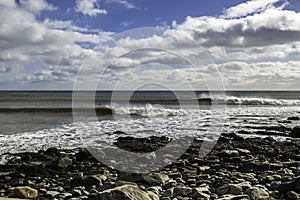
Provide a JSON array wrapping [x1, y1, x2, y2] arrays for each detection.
[[0, 104, 299, 157]]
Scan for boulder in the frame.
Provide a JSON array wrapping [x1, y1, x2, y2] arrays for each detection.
[[245, 186, 269, 200], [13, 186, 38, 199], [290, 126, 300, 138], [97, 185, 159, 200]]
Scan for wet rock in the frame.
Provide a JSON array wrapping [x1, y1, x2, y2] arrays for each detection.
[[290, 126, 300, 138], [97, 185, 159, 200], [287, 116, 300, 120], [12, 186, 38, 199]]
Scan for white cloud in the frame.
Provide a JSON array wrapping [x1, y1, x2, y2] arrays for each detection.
[[20, 0, 56, 13], [107, 0, 137, 9], [222, 0, 280, 18], [1, 0, 300, 90], [75, 0, 107, 17], [0, 0, 15, 7]]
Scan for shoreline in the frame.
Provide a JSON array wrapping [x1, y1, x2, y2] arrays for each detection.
[[0, 134, 299, 199]]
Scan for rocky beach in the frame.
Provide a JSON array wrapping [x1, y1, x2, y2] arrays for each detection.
[[0, 130, 299, 200]]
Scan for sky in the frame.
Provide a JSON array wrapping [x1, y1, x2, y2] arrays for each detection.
[[1, 0, 300, 90]]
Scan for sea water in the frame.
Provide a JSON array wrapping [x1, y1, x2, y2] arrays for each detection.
[[0, 91, 299, 154]]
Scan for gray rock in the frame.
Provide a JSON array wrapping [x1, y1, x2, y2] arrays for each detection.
[[218, 194, 250, 200], [142, 173, 169, 186], [97, 185, 159, 200], [173, 186, 193, 197], [58, 157, 73, 168], [245, 186, 269, 200], [218, 184, 243, 195], [46, 190, 60, 197]]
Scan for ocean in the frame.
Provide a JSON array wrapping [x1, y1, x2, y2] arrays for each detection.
[[0, 91, 300, 154]]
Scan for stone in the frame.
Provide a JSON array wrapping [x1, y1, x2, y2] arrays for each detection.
[[142, 173, 169, 186], [218, 194, 250, 200], [239, 163, 269, 172], [161, 188, 174, 198], [219, 150, 239, 157], [46, 190, 60, 197], [290, 126, 300, 138], [97, 185, 159, 200], [287, 116, 300, 120], [192, 187, 210, 199], [13, 186, 38, 199], [284, 191, 299, 200], [115, 181, 138, 187], [245, 186, 269, 200], [58, 157, 73, 168], [173, 186, 193, 197], [218, 184, 243, 195], [278, 176, 300, 193]]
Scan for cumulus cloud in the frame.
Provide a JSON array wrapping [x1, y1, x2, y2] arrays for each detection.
[[20, 0, 56, 13], [1, 0, 300, 90], [75, 0, 107, 16], [222, 0, 281, 18]]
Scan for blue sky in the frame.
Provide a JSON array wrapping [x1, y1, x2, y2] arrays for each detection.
[[1, 0, 300, 90]]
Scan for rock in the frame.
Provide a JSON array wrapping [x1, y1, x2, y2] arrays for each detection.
[[97, 185, 159, 200], [245, 186, 269, 200], [284, 191, 299, 200], [58, 157, 73, 168], [46, 190, 60, 197], [76, 148, 94, 162], [141, 173, 169, 186], [278, 176, 300, 193], [115, 181, 138, 187], [87, 174, 107, 186], [218, 194, 250, 200], [218, 184, 243, 195], [192, 187, 211, 199], [173, 186, 193, 197], [219, 150, 239, 157], [287, 116, 300, 120], [290, 126, 300, 138], [239, 163, 269, 172], [161, 188, 174, 198], [12, 186, 38, 199]]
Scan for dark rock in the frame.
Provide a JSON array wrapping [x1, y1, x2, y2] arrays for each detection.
[[278, 176, 300, 193], [239, 163, 269, 172], [287, 116, 300, 120], [290, 126, 300, 138], [284, 191, 299, 200]]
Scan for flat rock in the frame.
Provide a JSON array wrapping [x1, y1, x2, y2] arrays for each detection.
[[96, 185, 159, 200]]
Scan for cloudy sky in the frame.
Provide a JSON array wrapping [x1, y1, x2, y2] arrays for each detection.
[[1, 0, 300, 90]]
